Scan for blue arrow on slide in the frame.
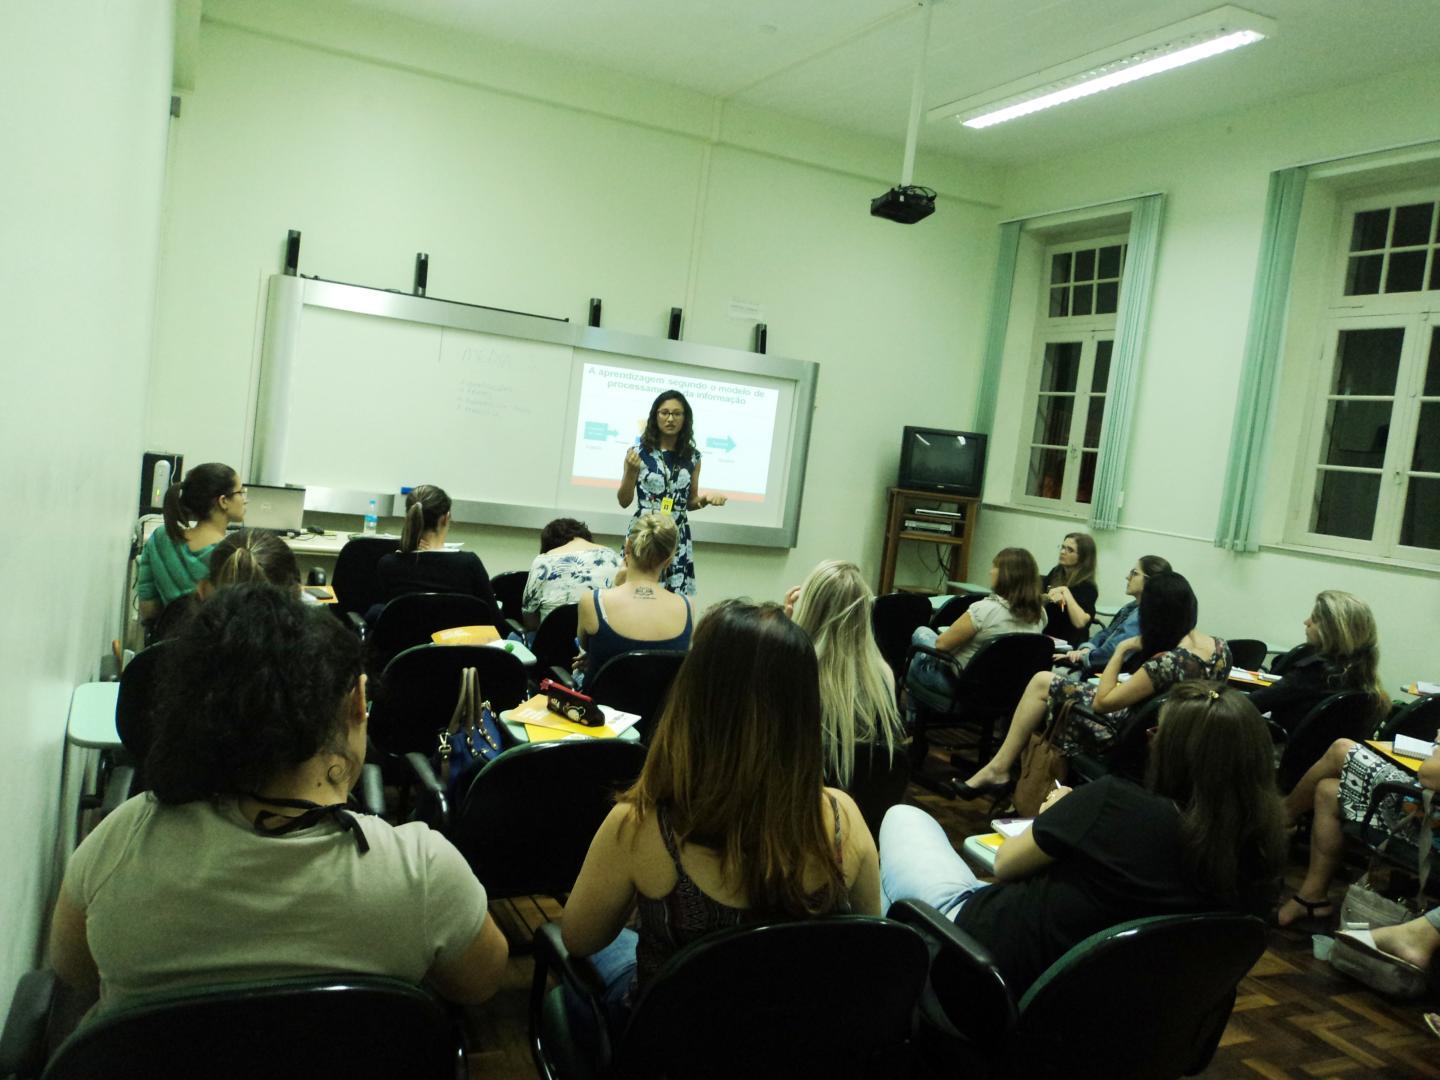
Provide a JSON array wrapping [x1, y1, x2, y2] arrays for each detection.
[[706, 435, 736, 452], [584, 421, 618, 441]]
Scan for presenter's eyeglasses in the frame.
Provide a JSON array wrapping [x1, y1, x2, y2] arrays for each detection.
[[224, 488, 248, 500], [658, 409, 685, 419]]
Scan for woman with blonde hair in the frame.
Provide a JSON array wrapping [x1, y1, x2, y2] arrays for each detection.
[[376, 484, 498, 614], [788, 560, 906, 787], [562, 600, 879, 1033], [1042, 532, 1099, 646], [576, 513, 692, 682]]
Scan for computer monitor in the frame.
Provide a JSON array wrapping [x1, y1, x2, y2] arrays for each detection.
[[241, 484, 307, 532]]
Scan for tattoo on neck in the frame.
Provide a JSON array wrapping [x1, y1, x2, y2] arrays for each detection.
[[634, 586, 656, 598]]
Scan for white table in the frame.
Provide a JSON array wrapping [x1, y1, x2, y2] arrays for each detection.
[[58, 682, 122, 859]]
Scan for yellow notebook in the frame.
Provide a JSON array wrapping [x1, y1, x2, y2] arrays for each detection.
[[974, 833, 1004, 850], [509, 694, 619, 740], [432, 625, 501, 645]]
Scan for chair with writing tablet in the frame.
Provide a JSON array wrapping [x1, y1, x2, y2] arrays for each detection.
[[331, 536, 398, 631], [585, 649, 686, 743], [1274, 690, 1375, 791], [1375, 695, 1440, 742], [490, 569, 528, 635], [873, 592, 938, 700], [529, 603, 580, 689], [368, 592, 500, 674], [832, 740, 912, 842], [930, 593, 984, 632]]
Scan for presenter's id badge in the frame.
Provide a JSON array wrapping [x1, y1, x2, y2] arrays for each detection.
[[660, 496, 675, 515]]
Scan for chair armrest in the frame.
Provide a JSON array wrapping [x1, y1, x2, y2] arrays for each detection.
[[0, 968, 57, 1079], [530, 923, 611, 1068], [97, 764, 135, 818], [1360, 781, 1429, 833], [546, 666, 576, 690], [885, 900, 1018, 1043], [357, 763, 386, 818], [903, 642, 962, 683], [403, 752, 449, 831], [504, 617, 527, 639], [331, 608, 368, 640]]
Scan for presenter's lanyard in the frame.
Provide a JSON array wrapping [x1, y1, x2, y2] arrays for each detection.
[[653, 449, 678, 516]]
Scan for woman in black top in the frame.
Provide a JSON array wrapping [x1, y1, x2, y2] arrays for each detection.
[[376, 485, 498, 615], [1042, 532, 1098, 646]]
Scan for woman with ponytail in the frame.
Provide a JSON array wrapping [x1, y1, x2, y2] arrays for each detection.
[[376, 485, 498, 615], [204, 529, 302, 595], [137, 463, 246, 624]]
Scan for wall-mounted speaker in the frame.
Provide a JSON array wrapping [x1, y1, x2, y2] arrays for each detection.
[[139, 452, 184, 516], [284, 230, 301, 276], [667, 307, 683, 341], [588, 298, 602, 327], [414, 253, 429, 297]]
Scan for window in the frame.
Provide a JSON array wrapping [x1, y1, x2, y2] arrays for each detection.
[[1294, 191, 1440, 559], [1015, 237, 1126, 513]]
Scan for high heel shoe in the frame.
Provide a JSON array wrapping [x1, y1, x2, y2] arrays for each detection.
[[949, 776, 1015, 801]]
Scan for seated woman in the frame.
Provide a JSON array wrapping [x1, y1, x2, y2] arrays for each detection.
[[521, 517, 623, 631], [203, 528, 303, 595], [137, 462, 246, 634], [577, 513, 692, 683], [1276, 739, 1439, 927], [50, 584, 508, 1013], [1057, 554, 1171, 675], [881, 682, 1285, 996], [1042, 532, 1099, 647], [1250, 590, 1389, 735], [560, 599, 880, 1033], [959, 571, 1230, 797], [787, 560, 907, 787], [906, 547, 1046, 703], [376, 484, 499, 615]]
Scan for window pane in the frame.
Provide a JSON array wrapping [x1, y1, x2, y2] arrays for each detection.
[[1083, 396, 1105, 448], [1026, 448, 1067, 499], [1072, 284, 1093, 316], [1092, 340, 1113, 392], [1032, 395, 1074, 444], [1051, 252, 1072, 284], [1344, 254, 1383, 295], [1320, 401, 1390, 468], [1312, 470, 1379, 540], [1049, 287, 1069, 317], [1350, 208, 1389, 251], [1097, 245, 1122, 278], [1040, 342, 1082, 391], [1424, 327, 1440, 396], [1095, 280, 1119, 314], [1332, 327, 1403, 396], [1411, 402, 1440, 472], [1074, 249, 1095, 282], [1076, 452, 1098, 504], [1385, 250, 1426, 293], [1392, 202, 1434, 247], [1432, 252, 1440, 292], [1401, 477, 1440, 549]]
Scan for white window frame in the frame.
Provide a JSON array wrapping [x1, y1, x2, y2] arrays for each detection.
[[1010, 233, 1126, 516], [1287, 185, 1440, 563]]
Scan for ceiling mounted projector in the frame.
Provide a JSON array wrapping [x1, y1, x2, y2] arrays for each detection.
[[872, 0, 938, 225], [871, 185, 937, 224]]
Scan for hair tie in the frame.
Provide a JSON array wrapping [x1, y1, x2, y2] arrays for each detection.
[[1207, 688, 1219, 701]]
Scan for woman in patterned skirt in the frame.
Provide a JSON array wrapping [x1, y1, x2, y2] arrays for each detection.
[[617, 390, 727, 597]]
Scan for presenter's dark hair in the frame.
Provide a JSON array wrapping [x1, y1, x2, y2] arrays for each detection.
[[400, 484, 452, 553], [540, 518, 594, 553], [641, 390, 698, 464], [209, 529, 301, 589], [1138, 570, 1198, 657], [146, 584, 364, 803], [162, 462, 238, 542]]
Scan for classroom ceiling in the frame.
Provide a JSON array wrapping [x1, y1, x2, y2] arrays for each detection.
[[344, 0, 1440, 165]]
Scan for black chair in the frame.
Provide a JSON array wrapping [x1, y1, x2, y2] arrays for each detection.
[[1376, 695, 1440, 741], [1267, 642, 1312, 676], [82, 640, 178, 816], [1275, 691, 1376, 791], [331, 536, 398, 626], [445, 739, 648, 899], [1344, 779, 1440, 904], [370, 644, 529, 755], [529, 602, 580, 688], [930, 593, 983, 631], [872, 592, 935, 689], [0, 970, 465, 1080], [1067, 693, 1169, 786], [890, 900, 1267, 1080], [530, 916, 930, 1080], [368, 592, 500, 674], [834, 741, 912, 841], [1227, 638, 1268, 670], [490, 569, 529, 636], [905, 633, 1054, 793], [586, 649, 686, 742]]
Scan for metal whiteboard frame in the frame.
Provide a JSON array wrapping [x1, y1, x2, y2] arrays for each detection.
[[254, 275, 818, 547]]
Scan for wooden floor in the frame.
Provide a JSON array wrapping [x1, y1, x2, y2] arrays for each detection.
[[462, 778, 1440, 1079]]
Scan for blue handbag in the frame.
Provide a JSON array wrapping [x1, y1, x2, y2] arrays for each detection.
[[436, 667, 506, 807]]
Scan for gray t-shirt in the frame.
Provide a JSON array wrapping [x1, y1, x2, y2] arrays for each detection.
[[66, 794, 487, 1013], [950, 594, 1047, 669]]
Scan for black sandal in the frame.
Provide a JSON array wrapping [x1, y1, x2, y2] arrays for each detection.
[[1277, 893, 1333, 928]]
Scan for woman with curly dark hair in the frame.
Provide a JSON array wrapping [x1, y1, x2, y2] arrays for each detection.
[[49, 584, 508, 1013]]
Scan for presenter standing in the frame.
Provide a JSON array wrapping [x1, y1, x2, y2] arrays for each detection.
[[617, 390, 726, 596]]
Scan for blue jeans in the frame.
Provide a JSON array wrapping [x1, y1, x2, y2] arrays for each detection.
[[879, 804, 988, 919], [907, 627, 959, 702], [562, 928, 639, 1053]]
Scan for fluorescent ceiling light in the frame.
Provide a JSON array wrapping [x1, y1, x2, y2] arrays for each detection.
[[930, 5, 1276, 131]]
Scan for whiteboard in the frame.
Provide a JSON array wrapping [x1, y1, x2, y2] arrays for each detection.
[[253, 276, 817, 547]]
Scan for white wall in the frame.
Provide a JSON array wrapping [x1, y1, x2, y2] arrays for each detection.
[[978, 61, 1440, 686], [148, 0, 1004, 608], [0, 1, 172, 1015]]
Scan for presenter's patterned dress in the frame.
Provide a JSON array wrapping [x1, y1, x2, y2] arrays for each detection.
[[631, 446, 699, 596]]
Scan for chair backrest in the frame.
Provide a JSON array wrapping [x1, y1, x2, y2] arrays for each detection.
[[930, 593, 983, 631], [115, 639, 175, 764], [617, 918, 930, 1080], [369, 644, 529, 755], [490, 569, 527, 618], [1267, 641, 1312, 677], [450, 739, 647, 898], [835, 741, 912, 841], [41, 975, 461, 1080], [529, 602, 579, 675], [331, 537, 399, 617], [1226, 638, 1268, 670], [950, 633, 1055, 719], [586, 649, 687, 742], [871, 593, 935, 681], [1277, 690, 1376, 790], [1014, 913, 1267, 1079], [1376, 695, 1440, 741], [368, 592, 499, 672], [1068, 693, 1169, 785]]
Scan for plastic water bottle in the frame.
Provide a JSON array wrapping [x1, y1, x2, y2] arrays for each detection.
[[364, 498, 378, 535]]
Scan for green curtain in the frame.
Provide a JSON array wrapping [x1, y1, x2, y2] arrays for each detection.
[[1089, 194, 1165, 531], [972, 220, 1022, 434], [1214, 167, 1309, 551]]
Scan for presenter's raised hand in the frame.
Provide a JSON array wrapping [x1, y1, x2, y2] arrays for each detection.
[[623, 447, 643, 475], [698, 493, 728, 508]]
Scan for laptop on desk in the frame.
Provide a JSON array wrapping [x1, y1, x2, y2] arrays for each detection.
[[238, 484, 307, 534]]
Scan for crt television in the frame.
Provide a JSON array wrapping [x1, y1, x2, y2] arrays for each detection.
[[898, 427, 988, 497]]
